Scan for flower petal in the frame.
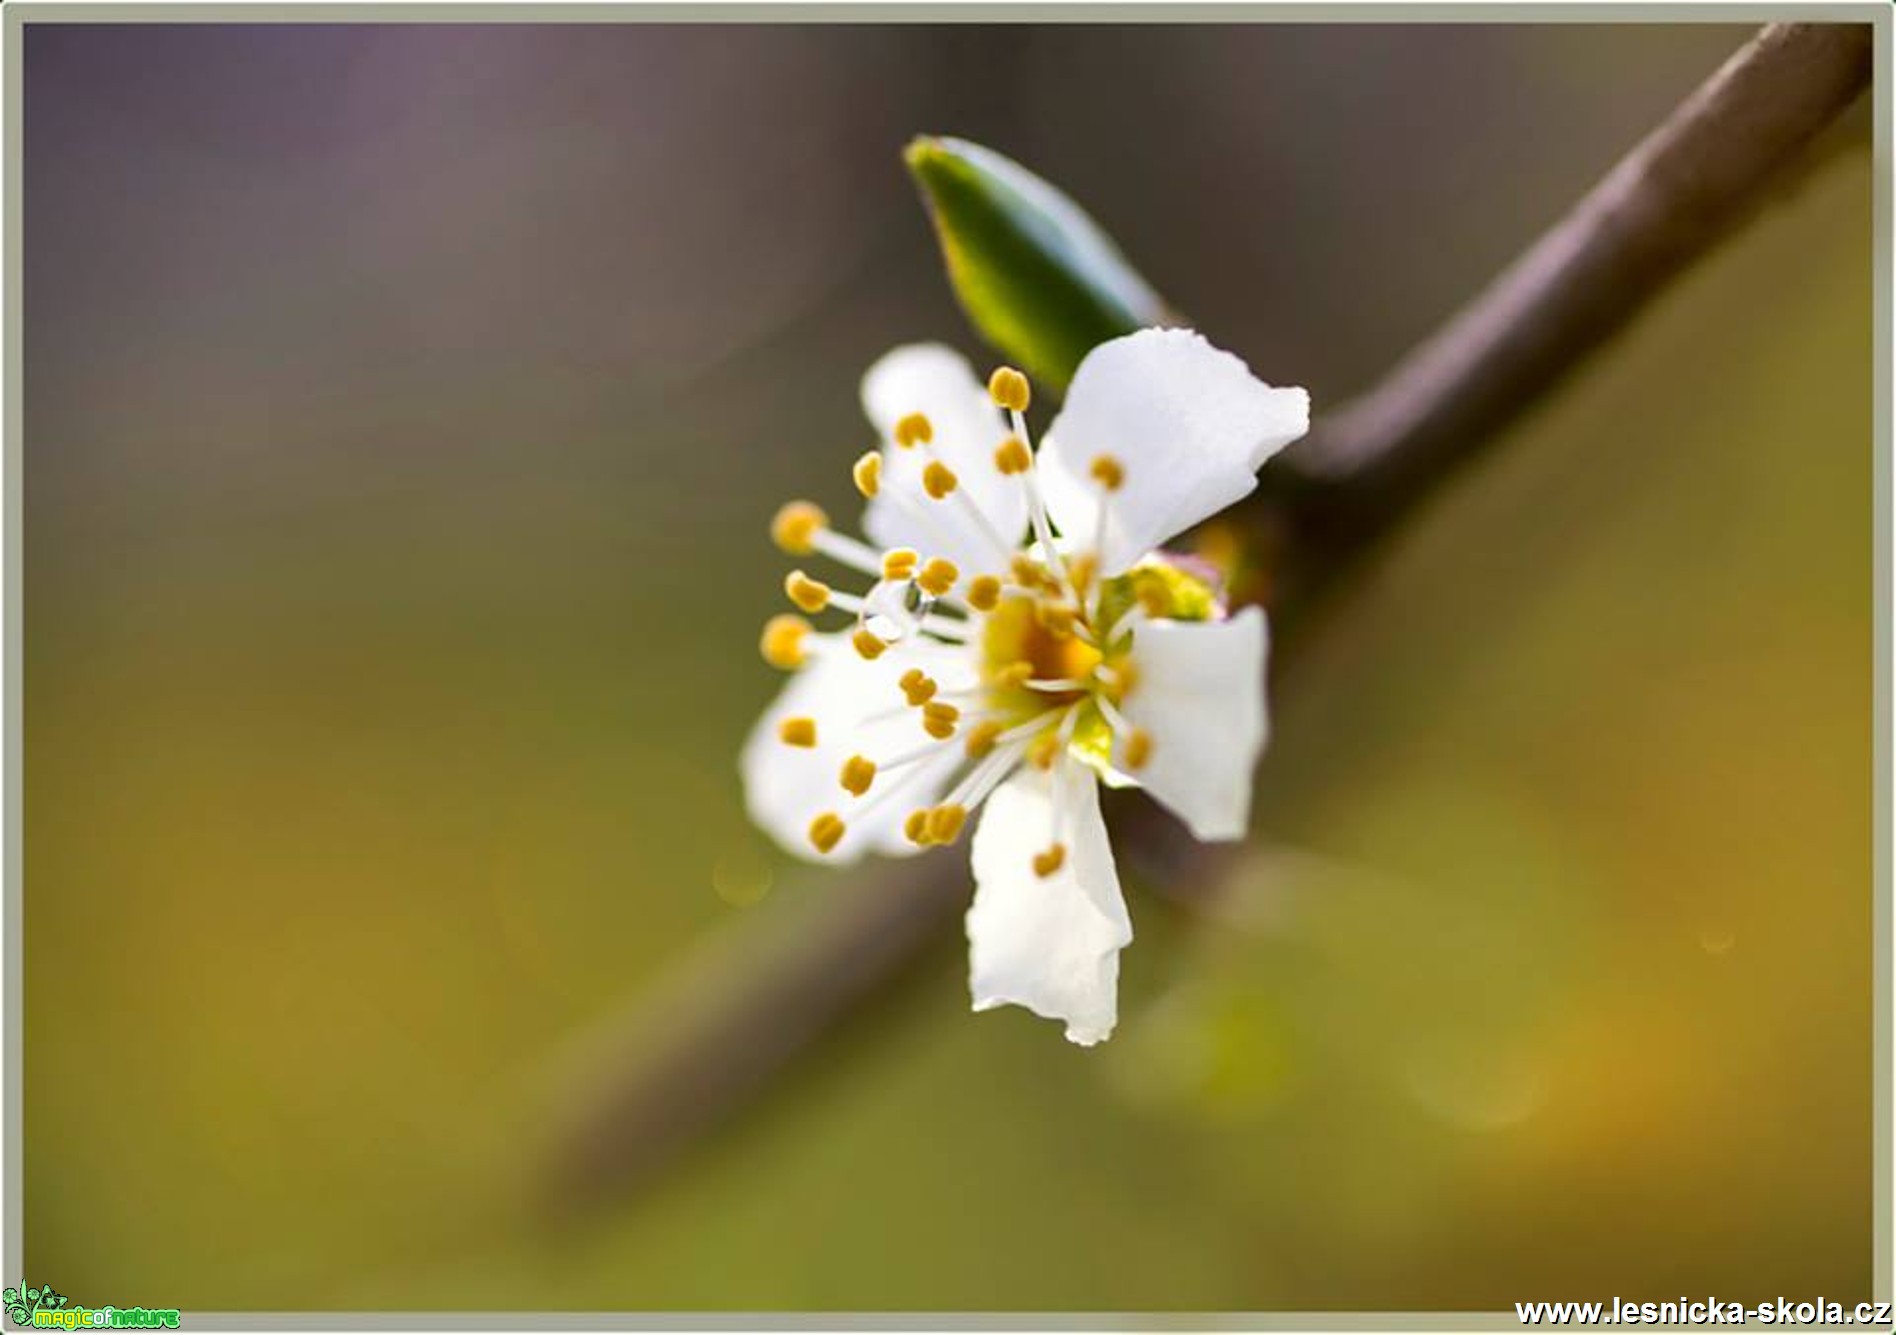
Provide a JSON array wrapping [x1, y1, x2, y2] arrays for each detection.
[[1119, 606, 1270, 842], [966, 762, 1131, 1046], [1037, 329, 1309, 574], [860, 344, 1028, 578], [741, 635, 973, 863]]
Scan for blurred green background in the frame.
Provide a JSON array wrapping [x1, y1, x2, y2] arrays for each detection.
[[22, 21, 1872, 1312]]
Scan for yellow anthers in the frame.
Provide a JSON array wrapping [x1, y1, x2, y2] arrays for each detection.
[[1028, 729, 1063, 771], [1066, 553, 1098, 600], [808, 812, 847, 855], [852, 450, 883, 498], [898, 667, 938, 707], [784, 569, 831, 613], [1032, 843, 1068, 878], [1089, 453, 1126, 491], [921, 700, 961, 739], [988, 366, 1031, 413], [917, 557, 959, 598], [777, 716, 818, 748], [921, 460, 958, 500], [893, 412, 934, 448], [903, 809, 932, 845], [993, 435, 1032, 476], [1035, 601, 1077, 637], [760, 614, 813, 670], [1103, 659, 1139, 703], [851, 628, 888, 660], [963, 719, 1004, 760], [993, 660, 1035, 689], [1009, 554, 1053, 590], [770, 500, 827, 555], [881, 547, 920, 582], [966, 575, 1002, 612], [1123, 728, 1153, 771], [1135, 582, 1174, 618], [926, 803, 968, 845], [839, 754, 877, 797]]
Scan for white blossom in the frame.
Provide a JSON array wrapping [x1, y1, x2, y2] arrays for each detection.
[[742, 329, 1309, 1045]]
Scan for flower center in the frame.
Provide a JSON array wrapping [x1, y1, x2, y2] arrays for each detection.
[[980, 595, 1103, 710], [758, 361, 1220, 874]]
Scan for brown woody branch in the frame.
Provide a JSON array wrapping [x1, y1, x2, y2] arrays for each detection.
[[1268, 20, 1873, 562]]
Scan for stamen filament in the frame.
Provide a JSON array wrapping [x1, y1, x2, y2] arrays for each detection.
[[903, 435, 1019, 568], [1048, 753, 1070, 846], [877, 738, 953, 772], [948, 485, 1019, 567], [876, 476, 971, 565], [1095, 693, 1135, 734], [1009, 405, 1074, 595], [1033, 759, 1071, 879], [811, 528, 886, 578], [1089, 494, 1110, 593], [916, 619, 969, 645], [850, 744, 955, 824], [1000, 702, 1077, 749], [941, 734, 1034, 812]]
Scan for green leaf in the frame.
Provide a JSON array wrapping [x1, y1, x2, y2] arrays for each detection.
[[904, 135, 1173, 392]]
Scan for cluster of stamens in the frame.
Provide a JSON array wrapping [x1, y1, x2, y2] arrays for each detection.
[[763, 364, 1159, 875]]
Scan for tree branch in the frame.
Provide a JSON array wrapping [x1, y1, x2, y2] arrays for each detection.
[[1267, 20, 1872, 559], [541, 21, 1873, 1212]]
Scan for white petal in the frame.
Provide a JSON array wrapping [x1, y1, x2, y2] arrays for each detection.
[[966, 763, 1131, 1046], [1038, 329, 1309, 574], [740, 635, 973, 864], [1119, 606, 1270, 842], [859, 344, 1028, 578]]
